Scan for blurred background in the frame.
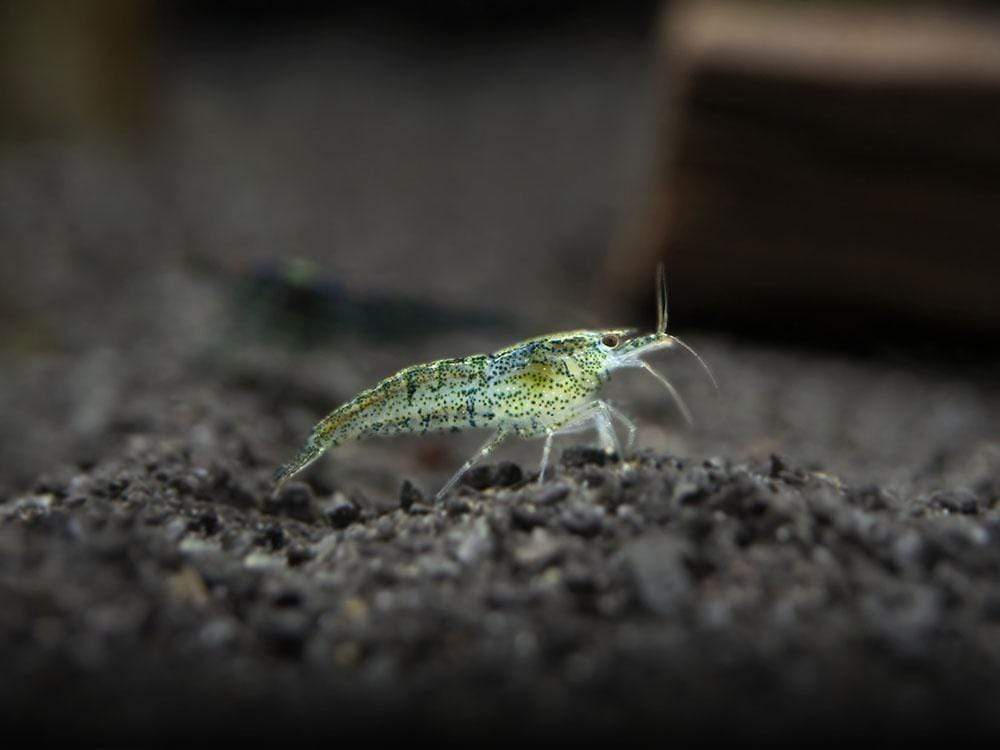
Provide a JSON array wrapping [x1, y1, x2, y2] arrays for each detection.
[[4, 1, 1000, 742], [1, 0, 998, 498]]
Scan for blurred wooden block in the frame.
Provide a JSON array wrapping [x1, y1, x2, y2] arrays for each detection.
[[0, 0, 152, 141], [614, 0, 1000, 343]]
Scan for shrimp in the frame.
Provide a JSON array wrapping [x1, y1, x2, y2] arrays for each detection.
[[273, 264, 716, 499]]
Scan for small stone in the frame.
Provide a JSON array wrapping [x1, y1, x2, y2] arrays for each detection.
[[455, 521, 494, 566], [68, 474, 95, 497], [168, 566, 210, 606], [310, 533, 338, 563], [930, 489, 978, 515], [445, 496, 470, 516], [222, 529, 256, 557], [243, 551, 286, 570], [189, 509, 220, 536], [179, 535, 223, 556], [531, 482, 569, 505], [513, 528, 562, 572], [462, 465, 495, 491], [263, 482, 317, 523], [399, 480, 423, 510], [777, 468, 807, 486], [165, 517, 189, 543], [561, 447, 611, 468], [254, 523, 286, 550], [616, 503, 646, 530], [560, 504, 603, 537], [420, 556, 461, 580], [32, 476, 67, 498], [511, 504, 545, 530], [373, 517, 395, 541], [286, 545, 314, 567], [493, 462, 523, 487], [851, 485, 889, 511], [672, 481, 705, 505], [619, 468, 640, 489], [324, 498, 360, 529]]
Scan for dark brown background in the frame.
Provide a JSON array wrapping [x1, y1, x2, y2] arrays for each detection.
[[1, 1, 999, 742]]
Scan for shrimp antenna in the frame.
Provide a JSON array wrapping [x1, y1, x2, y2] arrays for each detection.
[[669, 334, 719, 391], [655, 262, 716, 390], [656, 261, 668, 334], [639, 360, 693, 425]]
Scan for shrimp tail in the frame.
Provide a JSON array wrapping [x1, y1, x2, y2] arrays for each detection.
[[273, 434, 328, 487]]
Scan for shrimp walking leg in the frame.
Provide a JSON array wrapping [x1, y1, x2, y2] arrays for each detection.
[[604, 403, 637, 451], [594, 410, 621, 456], [536, 399, 626, 483], [539, 431, 555, 483], [558, 400, 622, 455], [437, 429, 509, 500]]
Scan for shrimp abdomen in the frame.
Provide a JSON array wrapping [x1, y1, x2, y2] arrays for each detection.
[[340, 355, 490, 439], [275, 354, 491, 486]]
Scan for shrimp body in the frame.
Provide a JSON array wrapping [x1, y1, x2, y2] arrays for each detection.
[[274, 265, 715, 498]]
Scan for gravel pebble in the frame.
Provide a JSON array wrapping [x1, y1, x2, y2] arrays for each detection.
[[323, 498, 360, 529], [263, 481, 317, 522]]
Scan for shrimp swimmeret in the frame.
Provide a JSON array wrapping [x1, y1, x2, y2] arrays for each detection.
[[274, 265, 716, 499]]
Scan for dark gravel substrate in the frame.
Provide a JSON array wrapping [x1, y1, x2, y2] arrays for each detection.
[[4, 430, 999, 742]]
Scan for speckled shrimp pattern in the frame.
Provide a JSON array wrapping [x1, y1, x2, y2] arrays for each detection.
[[274, 265, 714, 499]]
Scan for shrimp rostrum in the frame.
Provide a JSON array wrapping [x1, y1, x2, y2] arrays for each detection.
[[274, 265, 716, 500]]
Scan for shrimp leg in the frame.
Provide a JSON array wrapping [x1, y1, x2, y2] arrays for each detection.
[[594, 410, 622, 456], [539, 431, 556, 483], [604, 402, 637, 452], [537, 399, 624, 483], [561, 399, 622, 456], [437, 429, 509, 500]]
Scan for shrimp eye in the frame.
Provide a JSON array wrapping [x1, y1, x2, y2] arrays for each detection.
[[601, 333, 620, 348]]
